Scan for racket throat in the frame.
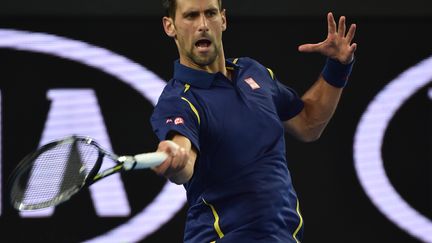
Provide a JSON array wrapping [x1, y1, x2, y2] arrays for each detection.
[[118, 156, 137, 171], [91, 164, 125, 185]]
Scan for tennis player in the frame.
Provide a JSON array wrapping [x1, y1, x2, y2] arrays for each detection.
[[151, 0, 357, 242]]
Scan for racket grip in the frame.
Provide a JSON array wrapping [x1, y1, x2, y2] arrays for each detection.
[[132, 152, 168, 169]]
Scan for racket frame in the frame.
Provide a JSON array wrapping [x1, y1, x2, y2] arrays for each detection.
[[8, 136, 121, 211], [8, 135, 164, 211]]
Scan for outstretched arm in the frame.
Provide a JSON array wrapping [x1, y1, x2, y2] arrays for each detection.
[[284, 12, 357, 142], [152, 134, 197, 185]]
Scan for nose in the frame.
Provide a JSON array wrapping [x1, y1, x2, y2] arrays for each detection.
[[198, 14, 209, 32]]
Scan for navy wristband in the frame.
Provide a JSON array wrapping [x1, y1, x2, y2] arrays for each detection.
[[321, 57, 354, 88]]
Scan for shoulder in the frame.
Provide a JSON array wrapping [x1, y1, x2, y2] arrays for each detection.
[[230, 57, 264, 68], [158, 79, 190, 102], [155, 79, 201, 114], [231, 57, 275, 80]]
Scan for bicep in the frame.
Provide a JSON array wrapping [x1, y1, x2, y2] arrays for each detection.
[[283, 109, 308, 141], [269, 75, 304, 121]]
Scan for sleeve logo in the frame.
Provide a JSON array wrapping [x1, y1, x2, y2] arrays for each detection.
[[174, 117, 184, 125], [244, 77, 260, 90]]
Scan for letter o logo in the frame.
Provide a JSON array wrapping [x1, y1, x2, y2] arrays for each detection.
[[354, 56, 432, 242]]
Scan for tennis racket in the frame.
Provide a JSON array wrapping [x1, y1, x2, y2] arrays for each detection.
[[8, 135, 167, 211]]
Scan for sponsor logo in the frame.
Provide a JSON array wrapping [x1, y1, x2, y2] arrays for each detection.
[[244, 77, 260, 90], [174, 117, 184, 125]]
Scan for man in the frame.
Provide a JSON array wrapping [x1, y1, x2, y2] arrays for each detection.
[[150, 0, 357, 242]]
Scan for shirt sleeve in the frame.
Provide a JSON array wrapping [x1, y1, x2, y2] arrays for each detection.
[[150, 93, 200, 151], [270, 72, 304, 121]]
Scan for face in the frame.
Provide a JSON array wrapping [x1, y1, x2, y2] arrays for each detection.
[[163, 0, 227, 69]]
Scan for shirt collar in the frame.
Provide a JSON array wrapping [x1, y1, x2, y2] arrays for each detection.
[[173, 59, 240, 89]]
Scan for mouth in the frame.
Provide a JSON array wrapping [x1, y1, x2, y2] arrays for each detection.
[[195, 38, 212, 51]]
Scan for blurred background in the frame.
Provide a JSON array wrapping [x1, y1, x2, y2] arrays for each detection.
[[0, 0, 431, 242]]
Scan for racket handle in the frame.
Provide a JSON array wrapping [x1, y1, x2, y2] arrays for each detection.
[[132, 152, 167, 169]]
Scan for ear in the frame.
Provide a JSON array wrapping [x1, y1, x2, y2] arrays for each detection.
[[163, 16, 176, 38], [221, 9, 227, 31]]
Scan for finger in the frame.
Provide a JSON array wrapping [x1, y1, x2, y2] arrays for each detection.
[[298, 43, 321, 53], [345, 24, 357, 43], [157, 140, 179, 156], [152, 158, 172, 175], [163, 148, 188, 177], [169, 148, 187, 171], [350, 43, 357, 53], [327, 12, 337, 34], [338, 16, 346, 37]]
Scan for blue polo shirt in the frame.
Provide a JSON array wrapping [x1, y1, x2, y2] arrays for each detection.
[[151, 57, 305, 243]]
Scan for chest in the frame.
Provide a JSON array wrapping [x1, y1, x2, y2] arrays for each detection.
[[194, 70, 284, 157]]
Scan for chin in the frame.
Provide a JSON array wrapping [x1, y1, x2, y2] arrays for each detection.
[[193, 55, 217, 67]]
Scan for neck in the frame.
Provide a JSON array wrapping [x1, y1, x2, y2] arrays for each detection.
[[179, 47, 229, 79]]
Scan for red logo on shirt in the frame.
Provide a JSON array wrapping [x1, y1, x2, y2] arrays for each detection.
[[174, 117, 184, 125], [244, 77, 260, 90]]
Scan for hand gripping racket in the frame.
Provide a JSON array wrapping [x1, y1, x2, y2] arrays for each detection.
[[8, 135, 167, 211]]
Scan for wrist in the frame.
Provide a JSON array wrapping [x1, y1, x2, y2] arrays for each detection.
[[168, 160, 193, 185], [321, 57, 354, 88]]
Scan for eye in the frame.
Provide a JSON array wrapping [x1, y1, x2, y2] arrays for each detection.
[[206, 10, 217, 17], [185, 12, 199, 19]]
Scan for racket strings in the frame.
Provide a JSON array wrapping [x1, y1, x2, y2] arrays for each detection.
[[11, 141, 101, 210]]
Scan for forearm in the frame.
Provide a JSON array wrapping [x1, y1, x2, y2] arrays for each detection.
[[300, 76, 343, 137], [299, 57, 354, 136], [285, 58, 352, 141], [168, 160, 194, 184], [154, 134, 197, 185], [166, 135, 197, 185]]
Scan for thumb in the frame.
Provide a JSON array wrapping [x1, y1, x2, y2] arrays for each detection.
[[298, 43, 320, 53], [157, 140, 180, 156]]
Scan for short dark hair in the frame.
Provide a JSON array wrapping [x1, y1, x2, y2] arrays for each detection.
[[162, 0, 222, 18]]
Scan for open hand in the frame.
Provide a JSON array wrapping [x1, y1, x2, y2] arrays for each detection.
[[298, 12, 357, 64]]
